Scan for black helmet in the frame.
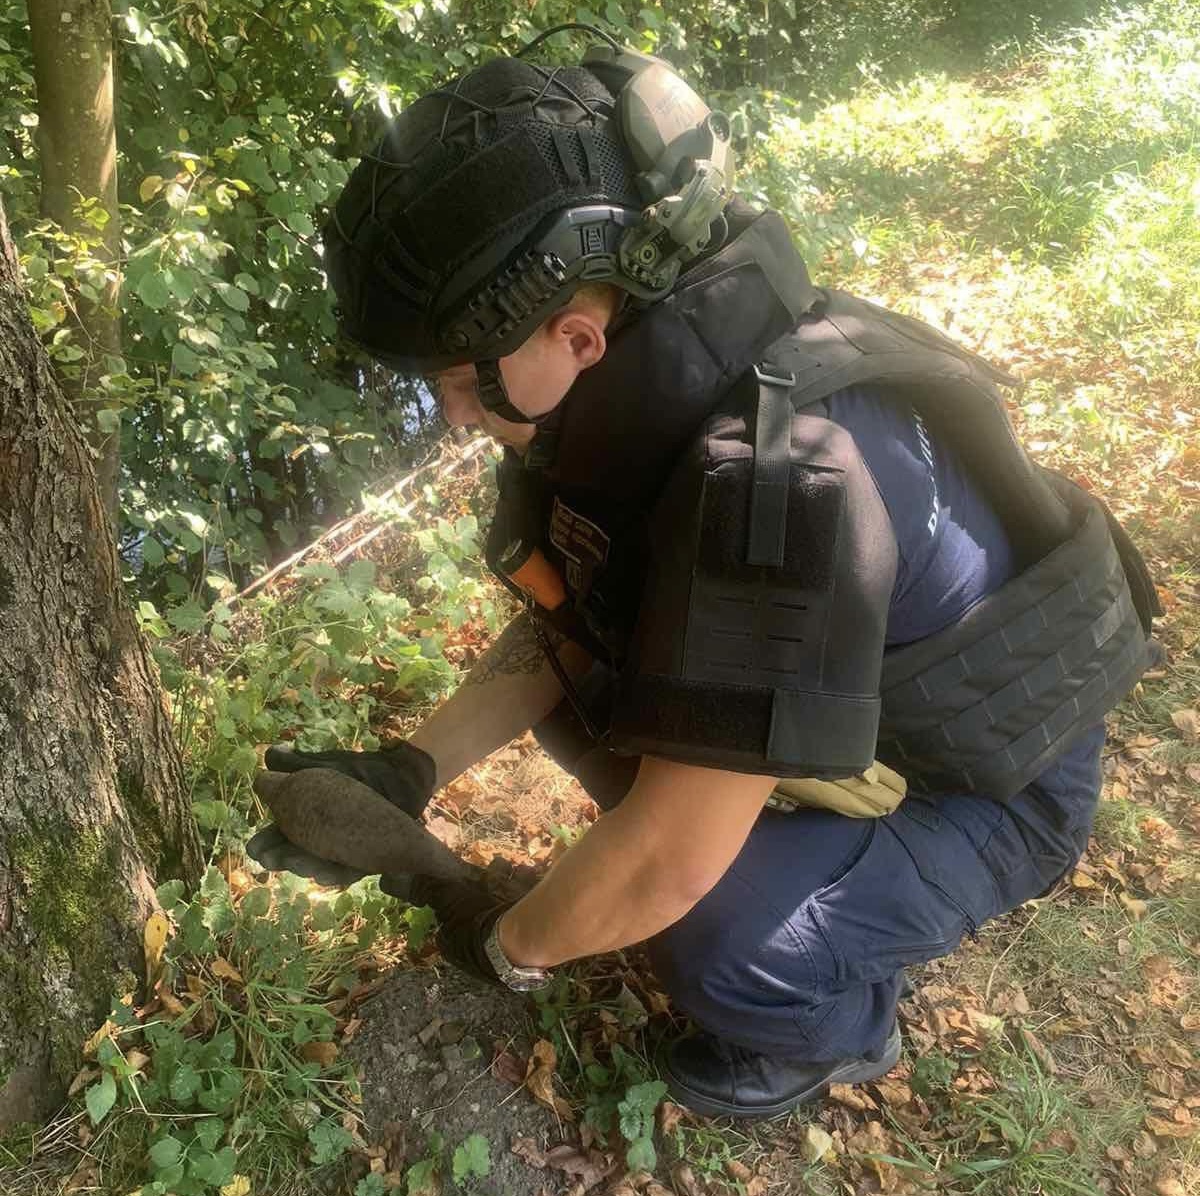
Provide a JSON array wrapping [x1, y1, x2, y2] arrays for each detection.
[[323, 57, 644, 377], [324, 39, 735, 397]]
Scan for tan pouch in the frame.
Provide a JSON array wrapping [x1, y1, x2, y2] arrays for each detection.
[[768, 760, 907, 819]]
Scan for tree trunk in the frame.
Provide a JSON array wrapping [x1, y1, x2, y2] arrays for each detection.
[[0, 203, 202, 1132], [27, 0, 122, 524]]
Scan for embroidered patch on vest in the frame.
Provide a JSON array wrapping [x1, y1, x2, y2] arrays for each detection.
[[549, 497, 611, 593]]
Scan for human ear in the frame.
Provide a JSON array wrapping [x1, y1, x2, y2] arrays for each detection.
[[547, 308, 607, 370]]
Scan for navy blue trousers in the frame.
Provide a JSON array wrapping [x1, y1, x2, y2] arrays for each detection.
[[534, 692, 1103, 1059]]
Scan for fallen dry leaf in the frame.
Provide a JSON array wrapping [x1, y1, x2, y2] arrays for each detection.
[[725, 1158, 752, 1183], [144, 911, 170, 989], [510, 1137, 547, 1169], [492, 1048, 526, 1086], [800, 1123, 835, 1163], [525, 1039, 575, 1122], [1132, 1130, 1159, 1158], [1169, 709, 1200, 743], [541, 1142, 613, 1188], [1070, 868, 1098, 890], [657, 1100, 685, 1136], [299, 1041, 338, 1068], [670, 1163, 702, 1196], [873, 1077, 914, 1106], [1154, 1175, 1187, 1196], [81, 1019, 115, 1060], [220, 1178, 252, 1196], [1144, 1115, 1196, 1140], [67, 1065, 98, 1098], [211, 956, 243, 985], [1020, 1027, 1058, 1075], [1119, 892, 1149, 920], [828, 1082, 877, 1112]]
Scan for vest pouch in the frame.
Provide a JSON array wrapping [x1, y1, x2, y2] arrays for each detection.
[[769, 760, 908, 818]]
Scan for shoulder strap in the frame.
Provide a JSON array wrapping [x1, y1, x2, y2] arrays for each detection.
[[746, 363, 797, 567]]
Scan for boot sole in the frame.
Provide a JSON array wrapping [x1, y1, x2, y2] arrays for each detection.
[[664, 1024, 903, 1120]]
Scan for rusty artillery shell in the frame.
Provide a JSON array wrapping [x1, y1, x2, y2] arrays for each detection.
[[252, 768, 475, 883]]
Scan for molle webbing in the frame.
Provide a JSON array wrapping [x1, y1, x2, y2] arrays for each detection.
[[876, 477, 1155, 800]]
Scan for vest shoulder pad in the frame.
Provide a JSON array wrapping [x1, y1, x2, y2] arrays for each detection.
[[609, 397, 898, 778]]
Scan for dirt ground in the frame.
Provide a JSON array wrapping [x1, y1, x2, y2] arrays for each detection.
[[347, 969, 572, 1196]]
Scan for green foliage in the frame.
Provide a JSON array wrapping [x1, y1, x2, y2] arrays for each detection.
[[67, 869, 398, 1195], [577, 1041, 668, 1172], [451, 1133, 492, 1184]]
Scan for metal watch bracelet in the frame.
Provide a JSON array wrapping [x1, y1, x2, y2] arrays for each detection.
[[484, 917, 552, 992]]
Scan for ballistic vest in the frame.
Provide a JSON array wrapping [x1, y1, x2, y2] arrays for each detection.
[[485, 202, 1159, 801]]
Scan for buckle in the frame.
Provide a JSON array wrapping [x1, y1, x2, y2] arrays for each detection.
[[753, 362, 797, 389]]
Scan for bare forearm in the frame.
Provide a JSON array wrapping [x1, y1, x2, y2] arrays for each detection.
[[498, 759, 777, 967], [408, 612, 591, 785], [498, 806, 693, 966]]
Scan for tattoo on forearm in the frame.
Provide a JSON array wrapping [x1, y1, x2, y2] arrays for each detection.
[[463, 613, 565, 687]]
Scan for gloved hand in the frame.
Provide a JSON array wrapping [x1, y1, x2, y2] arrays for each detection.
[[264, 739, 437, 819], [387, 874, 512, 985], [245, 823, 369, 887]]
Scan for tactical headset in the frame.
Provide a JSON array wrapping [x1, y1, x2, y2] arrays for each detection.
[[450, 23, 736, 427]]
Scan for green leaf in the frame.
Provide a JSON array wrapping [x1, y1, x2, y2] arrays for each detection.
[[452, 1134, 490, 1182], [193, 1118, 224, 1151], [171, 342, 203, 376], [355, 1175, 389, 1196], [137, 271, 171, 311], [310, 900, 337, 932], [166, 600, 206, 632], [625, 1135, 656, 1172], [155, 878, 187, 913], [241, 885, 271, 919], [192, 799, 232, 830], [139, 174, 166, 202], [286, 208, 315, 236], [228, 745, 258, 775], [149, 1134, 183, 1170], [141, 536, 165, 567], [213, 281, 250, 312], [169, 1062, 201, 1104], [406, 1157, 439, 1196], [402, 904, 436, 950], [308, 1119, 355, 1166], [189, 1145, 236, 1184], [85, 1070, 117, 1125]]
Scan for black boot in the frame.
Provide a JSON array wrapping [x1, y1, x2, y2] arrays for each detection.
[[663, 1021, 902, 1119]]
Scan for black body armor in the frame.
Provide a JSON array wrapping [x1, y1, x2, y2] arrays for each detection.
[[485, 202, 1159, 801]]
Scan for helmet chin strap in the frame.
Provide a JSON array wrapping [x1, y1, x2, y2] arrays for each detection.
[[475, 359, 537, 426], [475, 358, 561, 469]]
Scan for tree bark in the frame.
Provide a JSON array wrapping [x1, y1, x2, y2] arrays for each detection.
[[27, 0, 122, 524], [0, 203, 202, 1131]]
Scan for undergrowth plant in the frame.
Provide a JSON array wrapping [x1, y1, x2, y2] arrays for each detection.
[[77, 868, 409, 1196]]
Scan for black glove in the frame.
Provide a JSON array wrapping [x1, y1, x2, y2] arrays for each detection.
[[393, 874, 513, 985], [245, 823, 369, 887], [264, 739, 436, 819]]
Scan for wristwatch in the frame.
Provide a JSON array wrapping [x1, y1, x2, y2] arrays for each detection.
[[484, 917, 552, 992]]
